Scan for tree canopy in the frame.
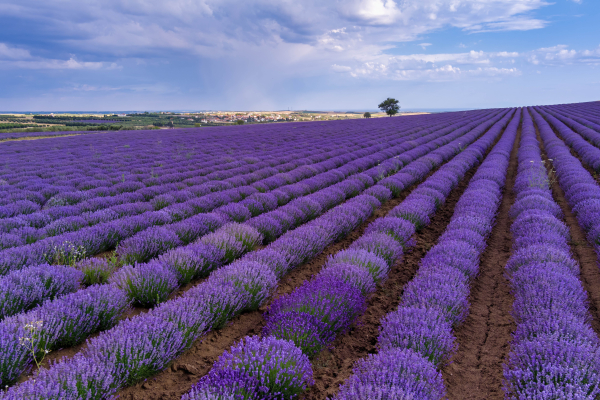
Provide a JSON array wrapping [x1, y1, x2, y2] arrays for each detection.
[[363, 112, 371, 118], [378, 98, 400, 117]]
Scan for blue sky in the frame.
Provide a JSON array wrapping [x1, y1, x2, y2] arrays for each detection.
[[0, 0, 598, 111]]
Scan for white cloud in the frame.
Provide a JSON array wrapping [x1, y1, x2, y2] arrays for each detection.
[[331, 64, 352, 72], [527, 44, 600, 65], [419, 43, 433, 49], [0, 42, 118, 70]]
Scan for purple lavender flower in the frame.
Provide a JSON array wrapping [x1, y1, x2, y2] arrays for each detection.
[[421, 240, 480, 279], [504, 336, 600, 399], [0, 265, 83, 319], [0, 323, 30, 387], [510, 194, 564, 219], [241, 248, 290, 279], [510, 265, 589, 323], [378, 306, 456, 367], [1, 352, 126, 399], [246, 215, 283, 244], [389, 202, 431, 230], [378, 177, 405, 197], [363, 185, 392, 203], [439, 228, 487, 253], [5, 284, 130, 351], [262, 311, 336, 358], [219, 223, 263, 252], [200, 230, 246, 264], [158, 242, 224, 284], [364, 217, 416, 249], [214, 203, 253, 223], [208, 261, 277, 311], [185, 281, 250, 330], [268, 276, 366, 335], [116, 226, 183, 265], [76, 257, 116, 286], [85, 314, 186, 385], [318, 263, 377, 296], [109, 261, 179, 307], [328, 248, 389, 283], [150, 296, 211, 350], [183, 369, 265, 400], [0, 233, 25, 250], [211, 335, 314, 398], [505, 244, 579, 275], [401, 269, 470, 327], [349, 232, 403, 267], [334, 348, 445, 400]]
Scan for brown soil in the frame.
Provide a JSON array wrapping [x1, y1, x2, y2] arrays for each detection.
[[535, 118, 600, 336], [441, 123, 521, 399], [116, 176, 426, 400], [301, 160, 480, 399]]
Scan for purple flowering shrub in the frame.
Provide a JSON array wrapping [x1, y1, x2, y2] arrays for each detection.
[[85, 314, 186, 385], [0, 264, 83, 319], [328, 249, 389, 283], [378, 306, 457, 367], [241, 248, 290, 279], [349, 232, 403, 267], [208, 336, 314, 398], [76, 257, 116, 285], [109, 261, 179, 307], [5, 284, 130, 350], [158, 243, 224, 284], [200, 231, 246, 264], [364, 217, 416, 249], [208, 261, 277, 311], [267, 276, 366, 335], [185, 281, 249, 330], [317, 263, 376, 296], [0, 323, 30, 387], [262, 311, 336, 358], [214, 203, 252, 223], [334, 348, 446, 400], [183, 369, 266, 400], [116, 226, 183, 265]]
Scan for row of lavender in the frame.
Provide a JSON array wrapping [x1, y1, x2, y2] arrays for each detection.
[[503, 109, 600, 397], [0, 113, 508, 396], [0, 113, 467, 213], [0, 122, 409, 225], [0, 126, 402, 240], [182, 109, 517, 398], [0, 110, 499, 325], [0, 112, 491, 272], [531, 107, 600, 264], [330, 108, 520, 399], [0, 129, 101, 141]]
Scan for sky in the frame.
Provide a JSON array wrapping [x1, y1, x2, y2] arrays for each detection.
[[0, 0, 598, 111]]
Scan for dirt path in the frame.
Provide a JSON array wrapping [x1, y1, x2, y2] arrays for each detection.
[[303, 161, 483, 399], [441, 123, 521, 399]]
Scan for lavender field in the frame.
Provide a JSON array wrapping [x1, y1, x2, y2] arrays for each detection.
[[1, 102, 600, 399]]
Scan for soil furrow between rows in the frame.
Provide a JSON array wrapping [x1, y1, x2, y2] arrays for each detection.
[[302, 159, 482, 400], [441, 122, 521, 400]]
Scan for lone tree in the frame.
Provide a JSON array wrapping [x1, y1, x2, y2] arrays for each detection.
[[378, 98, 400, 117], [363, 112, 371, 118]]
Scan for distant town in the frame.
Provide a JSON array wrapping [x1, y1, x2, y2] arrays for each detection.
[[0, 110, 429, 135]]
